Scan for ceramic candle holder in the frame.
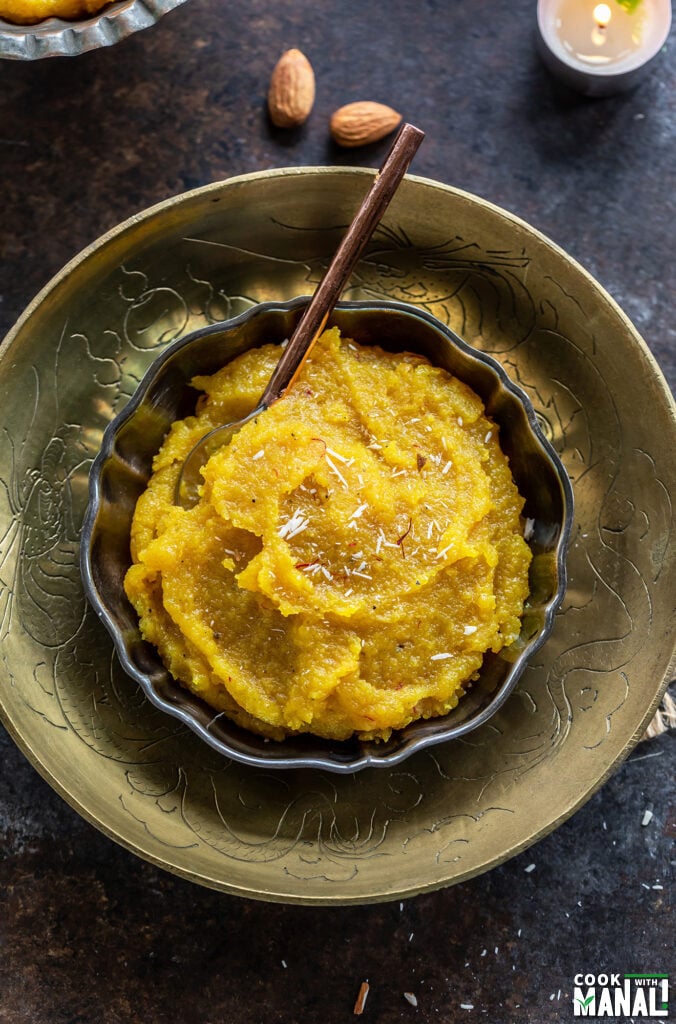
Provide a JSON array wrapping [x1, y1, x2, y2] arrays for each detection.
[[537, 0, 672, 96]]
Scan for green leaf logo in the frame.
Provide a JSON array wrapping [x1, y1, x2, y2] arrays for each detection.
[[575, 996, 595, 1008]]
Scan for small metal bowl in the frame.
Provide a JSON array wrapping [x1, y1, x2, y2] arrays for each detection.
[[0, 0, 189, 60], [81, 298, 573, 773]]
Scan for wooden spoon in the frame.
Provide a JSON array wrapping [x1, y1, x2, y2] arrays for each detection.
[[175, 122, 425, 507]]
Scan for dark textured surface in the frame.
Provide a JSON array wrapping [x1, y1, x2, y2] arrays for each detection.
[[0, 1, 674, 1021]]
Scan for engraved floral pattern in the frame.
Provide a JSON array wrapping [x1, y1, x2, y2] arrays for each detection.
[[0, 177, 673, 898]]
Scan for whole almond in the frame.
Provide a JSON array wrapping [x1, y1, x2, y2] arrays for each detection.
[[268, 49, 315, 128], [330, 101, 402, 148]]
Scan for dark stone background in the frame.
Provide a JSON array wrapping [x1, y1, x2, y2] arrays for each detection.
[[0, 1, 673, 1021]]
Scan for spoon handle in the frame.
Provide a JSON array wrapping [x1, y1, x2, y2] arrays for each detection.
[[260, 122, 425, 408]]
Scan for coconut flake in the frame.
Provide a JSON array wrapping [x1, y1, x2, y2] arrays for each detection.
[[463, 625, 477, 635], [252, 449, 265, 461], [431, 652, 453, 661], [350, 503, 368, 520]]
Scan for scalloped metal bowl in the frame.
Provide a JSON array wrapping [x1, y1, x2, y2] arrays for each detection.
[[81, 298, 573, 773], [0, 0, 189, 60]]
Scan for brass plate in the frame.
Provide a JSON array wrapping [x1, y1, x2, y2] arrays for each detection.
[[1, 168, 674, 904]]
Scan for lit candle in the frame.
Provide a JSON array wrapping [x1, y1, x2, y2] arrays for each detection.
[[537, 0, 672, 95]]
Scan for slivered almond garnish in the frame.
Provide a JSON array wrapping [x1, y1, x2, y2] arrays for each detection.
[[278, 509, 310, 540], [287, 521, 309, 540], [326, 447, 350, 463], [326, 454, 348, 488], [431, 652, 453, 661], [354, 981, 370, 1016], [252, 449, 265, 461], [463, 625, 477, 635]]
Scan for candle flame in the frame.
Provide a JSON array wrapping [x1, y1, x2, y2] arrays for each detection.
[[593, 3, 612, 28]]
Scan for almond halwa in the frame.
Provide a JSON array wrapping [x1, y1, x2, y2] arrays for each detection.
[[124, 327, 532, 742], [0, 0, 109, 23]]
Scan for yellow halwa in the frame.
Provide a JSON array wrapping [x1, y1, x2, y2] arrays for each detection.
[[0, 0, 109, 23], [125, 327, 532, 742]]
